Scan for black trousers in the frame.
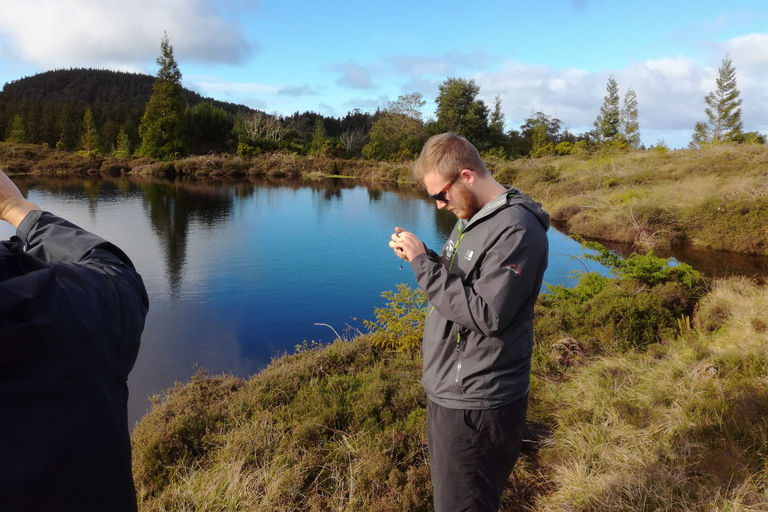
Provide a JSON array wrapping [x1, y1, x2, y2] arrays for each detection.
[[427, 394, 528, 512]]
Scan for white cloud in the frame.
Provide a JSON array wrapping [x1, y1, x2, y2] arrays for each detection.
[[323, 61, 374, 90], [188, 75, 279, 96], [470, 34, 768, 146], [277, 85, 317, 97], [384, 51, 494, 77], [0, 0, 255, 70]]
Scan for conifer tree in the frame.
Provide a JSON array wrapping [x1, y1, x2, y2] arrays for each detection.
[[621, 87, 641, 149], [704, 55, 743, 143], [488, 95, 507, 152], [594, 75, 621, 147], [113, 128, 131, 157], [310, 118, 327, 156], [80, 107, 100, 152], [6, 114, 26, 143], [689, 122, 712, 149], [139, 32, 189, 159]]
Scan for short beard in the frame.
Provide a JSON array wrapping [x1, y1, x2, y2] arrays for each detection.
[[455, 182, 482, 219]]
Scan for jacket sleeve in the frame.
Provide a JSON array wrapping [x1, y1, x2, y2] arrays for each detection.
[[411, 221, 547, 338], [16, 210, 149, 372]]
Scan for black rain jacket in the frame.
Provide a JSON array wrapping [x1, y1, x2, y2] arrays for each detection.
[[0, 211, 148, 511]]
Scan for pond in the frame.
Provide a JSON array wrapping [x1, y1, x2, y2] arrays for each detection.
[[3, 174, 714, 427]]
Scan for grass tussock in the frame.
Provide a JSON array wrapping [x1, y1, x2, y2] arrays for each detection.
[[491, 143, 768, 255], [132, 337, 434, 511], [533, 276, 768, 512]]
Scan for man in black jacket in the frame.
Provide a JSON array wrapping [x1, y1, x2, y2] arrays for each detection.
[[0, 169, 149, 511], [390, 134, 549, 512]]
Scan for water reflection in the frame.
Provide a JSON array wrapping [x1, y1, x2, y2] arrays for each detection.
[[139, 181, 235, 294], [552, 220, 768, 284]]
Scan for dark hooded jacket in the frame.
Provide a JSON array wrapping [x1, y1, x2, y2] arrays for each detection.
[[0, 211, 148, 511], [411, 187, 549, 409]]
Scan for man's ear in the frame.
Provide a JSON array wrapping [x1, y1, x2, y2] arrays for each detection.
[[460, 168, 475, 186]]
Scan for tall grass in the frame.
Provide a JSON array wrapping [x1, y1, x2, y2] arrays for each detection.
[[497, 143, 768, 255], [132, 338, 434, 511], [533, 277, 768, 511]]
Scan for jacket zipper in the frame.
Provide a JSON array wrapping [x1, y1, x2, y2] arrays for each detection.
[[454, 332, 463, 390], [448, 229, 465, 271], [449, 227, 465, 391]]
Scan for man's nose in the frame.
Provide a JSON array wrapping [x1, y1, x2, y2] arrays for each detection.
[[436, 200, 447, 209]]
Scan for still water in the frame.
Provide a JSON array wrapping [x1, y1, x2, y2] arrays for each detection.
[[3, 175, 611, 426]]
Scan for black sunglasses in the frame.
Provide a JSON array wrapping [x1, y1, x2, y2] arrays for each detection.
[[427, 174, 460, 203]]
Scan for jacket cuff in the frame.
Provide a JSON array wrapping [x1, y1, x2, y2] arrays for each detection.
[[16, 210, 45, 244]]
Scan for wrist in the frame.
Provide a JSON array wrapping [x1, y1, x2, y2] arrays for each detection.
[[4, 200, 40, 228]]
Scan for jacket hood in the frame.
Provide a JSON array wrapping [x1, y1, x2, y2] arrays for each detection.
[[459, 186, 550, 232]]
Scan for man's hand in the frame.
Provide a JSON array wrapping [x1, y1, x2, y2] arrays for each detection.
[[389, 226, 426, 263], [0, 170, 39, 228]]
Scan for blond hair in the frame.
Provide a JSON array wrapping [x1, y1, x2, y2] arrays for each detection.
[[413, 133, 489, 183]]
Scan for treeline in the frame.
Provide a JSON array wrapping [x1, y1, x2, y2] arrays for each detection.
[[0, 68, 258, 154], [2, 36, 765, 162]]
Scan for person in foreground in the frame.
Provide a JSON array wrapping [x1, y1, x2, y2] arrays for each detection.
[[389, 133, 549, 512], [0, 169, 149, 511]]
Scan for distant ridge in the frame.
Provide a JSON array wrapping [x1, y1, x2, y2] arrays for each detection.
[[1, 68, 256, 115], [0, 68, 257, 149]]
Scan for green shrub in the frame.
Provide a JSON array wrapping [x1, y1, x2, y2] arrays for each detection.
[[364, 284, 426, 352], [555, 142, 574, 155], [537, 241, 705, 357]]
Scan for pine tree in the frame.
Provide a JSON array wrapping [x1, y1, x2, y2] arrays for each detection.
[[594, 75, 621, 147], [704, 55, 743, 143], [689, 122, 712, 149], [488, 95, 507, 152], [6, 114, 26, 143], [139, 32, 190, 159], [621, 87, 640, 149], [113, 128, 131, 157], [80, 107, 100, 152], [310, 117, 327, 156]]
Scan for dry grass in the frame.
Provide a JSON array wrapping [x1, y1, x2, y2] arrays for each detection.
[[531, 276, 768, 512], [494, 143, 768, 254]]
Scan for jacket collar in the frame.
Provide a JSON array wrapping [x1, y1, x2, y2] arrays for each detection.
[[458, 186, 550, 232]]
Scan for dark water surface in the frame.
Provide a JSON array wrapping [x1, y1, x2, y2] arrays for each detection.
[[8, 175, 755, 427]]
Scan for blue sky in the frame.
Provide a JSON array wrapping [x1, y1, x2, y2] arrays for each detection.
[[0, 0, 766, 148]]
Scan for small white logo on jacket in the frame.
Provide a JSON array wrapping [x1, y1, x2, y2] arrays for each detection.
[[445, 240, 456, 260]]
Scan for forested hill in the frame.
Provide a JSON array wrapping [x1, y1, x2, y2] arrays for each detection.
[[0, 68, 257, 151]]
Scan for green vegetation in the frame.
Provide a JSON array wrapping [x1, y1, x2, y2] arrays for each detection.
[[533, 276, 768, 511], [3, 135, 768, 257], [138, 33, 190, 160], [691, 55, 743, 147], [364, 284, 426, 352], [537, 242, 704, 353], [132, 337, 431, 511], [2, 46, 764, 161], [132, 244, 768, 511], [505, 142, 768, 255], [3, 137, 768, 257], [593, 75, 621, 148]]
